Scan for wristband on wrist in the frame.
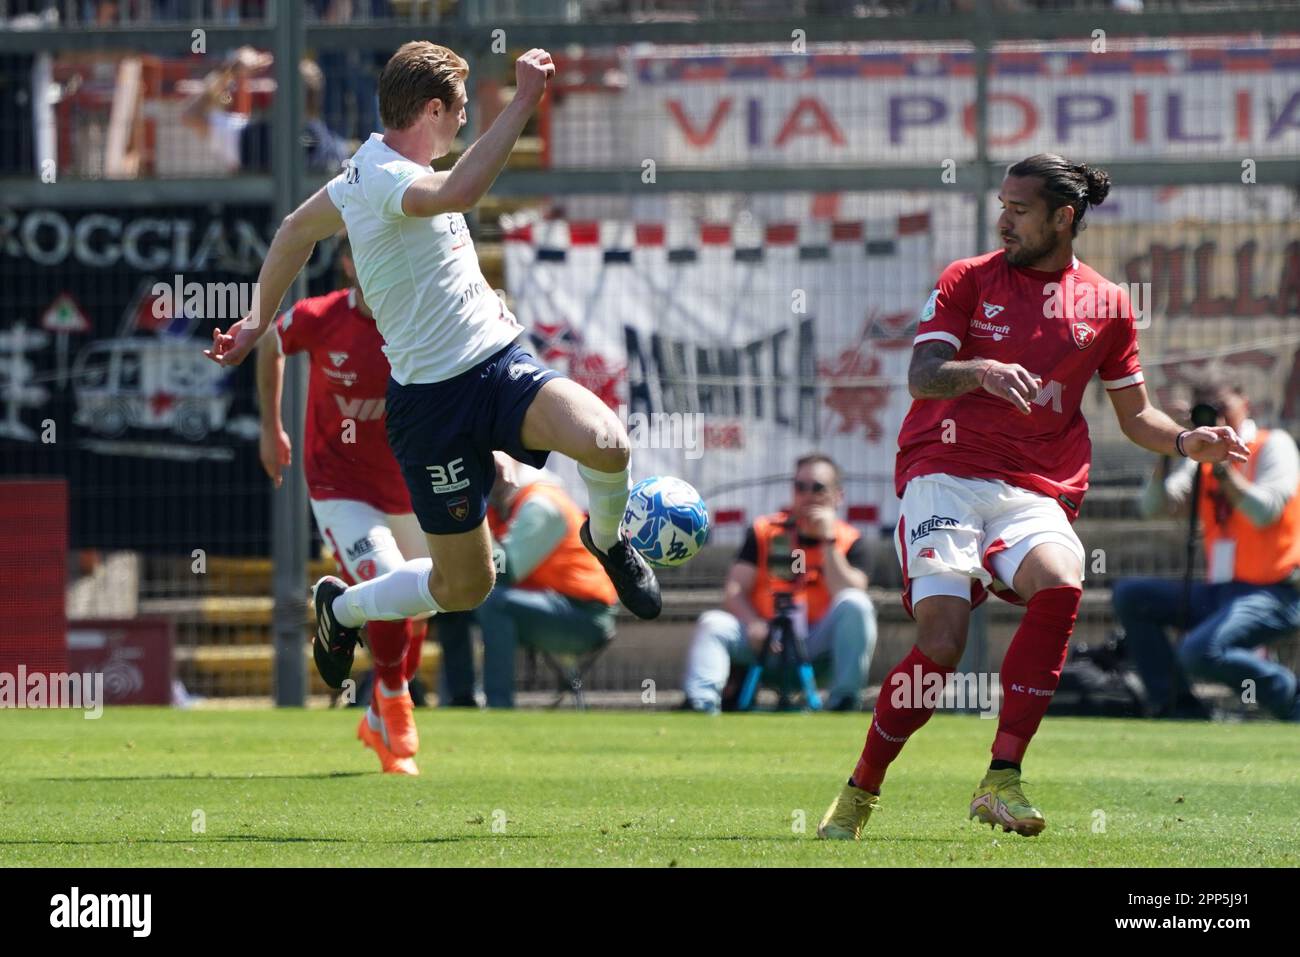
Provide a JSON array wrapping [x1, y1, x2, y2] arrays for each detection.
[[979, 361, 994, 389], [1175, 430, 1190, 457]]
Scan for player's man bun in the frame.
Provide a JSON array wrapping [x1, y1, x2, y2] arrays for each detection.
[[1078, 163, 1111, 207], [1006, 153, 1112, 236]]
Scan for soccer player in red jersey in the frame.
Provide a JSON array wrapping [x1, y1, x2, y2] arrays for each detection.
[[818, 154, 1250, 839], [257, 233, 427, 775]]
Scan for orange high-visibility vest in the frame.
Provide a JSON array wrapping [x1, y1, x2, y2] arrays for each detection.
[[1198, 428, 1300, 585], [749, 511, 860, 625], [489, 483, 618, 605]]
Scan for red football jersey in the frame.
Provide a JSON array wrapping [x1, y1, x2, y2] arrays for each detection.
[[275, 288, 411, 514], [895, 250, 1144, 520]]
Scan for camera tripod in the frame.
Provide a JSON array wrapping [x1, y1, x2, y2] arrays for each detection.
[[736, 592, 823, 712]]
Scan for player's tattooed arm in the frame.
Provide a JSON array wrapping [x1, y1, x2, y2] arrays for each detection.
[[907, 341, 984, 398], [909, 341, 1042, 414]]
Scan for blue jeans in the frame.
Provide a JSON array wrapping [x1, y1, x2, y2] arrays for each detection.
[[475, 586, 614, 708], [1112, 577, 1300, 719], [683, 589, 877, 711]]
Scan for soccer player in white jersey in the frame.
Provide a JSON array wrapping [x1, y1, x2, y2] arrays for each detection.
[[206, 43, 660, 694], [816, 154, 1249, 840]]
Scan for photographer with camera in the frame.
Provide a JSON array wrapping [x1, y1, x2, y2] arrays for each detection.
[[1113, 376, 1300, 720], [682, 454, 876, 713]]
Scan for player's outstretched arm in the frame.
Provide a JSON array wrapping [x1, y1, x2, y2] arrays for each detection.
[[255, 334, 291, 488], [909, 340, 1041, 414], [401, 48, 555, 217], [205, 186, 343, 367], [1108, 382, 1250, 464]]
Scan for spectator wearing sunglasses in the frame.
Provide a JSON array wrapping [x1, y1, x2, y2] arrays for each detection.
[[1114, 376, 1300, 720], [682, 454, 877, 713]]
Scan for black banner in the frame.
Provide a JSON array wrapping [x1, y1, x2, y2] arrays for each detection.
[[0, 203, 339, 554]]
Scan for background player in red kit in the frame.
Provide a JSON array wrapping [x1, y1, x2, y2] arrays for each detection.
[[257, 232, 428, 775], [818, 154, 1250, 840]]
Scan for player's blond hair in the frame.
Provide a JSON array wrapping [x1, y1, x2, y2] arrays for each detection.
[[379, 41, 469, 130]]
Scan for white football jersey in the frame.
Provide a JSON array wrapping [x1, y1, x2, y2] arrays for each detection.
[[325, 133, 523, 385]]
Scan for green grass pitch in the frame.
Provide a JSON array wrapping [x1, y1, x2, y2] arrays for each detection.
[[1, 708, 1296, 867]]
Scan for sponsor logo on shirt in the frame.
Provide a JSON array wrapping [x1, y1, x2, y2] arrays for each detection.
[[910, 514, 959, 544], [1031, 379, 1065, 413], [918, 547, 937, 560], [982, 302, 1005, 319], [329, 352, 348, 367], [1071, 321, 1096, 349], [322, 366, 358, 387], [356, 558, 377, 580], [334, 395, 386, 420], [969, 317, 1011, 341], [448, 212, 470, 252]]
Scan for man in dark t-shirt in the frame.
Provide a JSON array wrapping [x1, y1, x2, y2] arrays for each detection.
[[682, 454, 877, 713]]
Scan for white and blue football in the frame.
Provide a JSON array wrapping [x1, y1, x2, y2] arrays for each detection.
[[621, 476, 709, 568]]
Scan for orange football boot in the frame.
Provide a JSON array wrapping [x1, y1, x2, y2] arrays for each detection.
[[357, 712, 419, 776], [373, 683, 419, 758]]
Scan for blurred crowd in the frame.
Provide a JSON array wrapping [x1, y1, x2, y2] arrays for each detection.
[[6, 0, 1279, 28]]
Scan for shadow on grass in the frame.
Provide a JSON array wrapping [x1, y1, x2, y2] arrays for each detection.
[[0, 834, 544, 847], [35, 772, 370, 782]]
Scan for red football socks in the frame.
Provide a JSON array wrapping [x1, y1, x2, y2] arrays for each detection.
[[366, 618, 410, 689], [993, 585, 1081, 764], [851, 645, 955, 794], [403, 618, 427, 683]]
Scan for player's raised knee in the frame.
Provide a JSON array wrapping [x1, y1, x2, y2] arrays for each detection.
[[587, 419, 631, 473], [430, 565, 495, 612]]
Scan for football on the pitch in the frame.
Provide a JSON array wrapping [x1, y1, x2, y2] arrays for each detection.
[[621, 476, 709, 567]]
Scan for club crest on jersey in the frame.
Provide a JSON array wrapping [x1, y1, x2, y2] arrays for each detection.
[[1072, 322, 1096, 349], [328, 351, 348, 368], [982, 302, 1005, 319], [918, 547, 937, 560], [447, 496, 469, 522]]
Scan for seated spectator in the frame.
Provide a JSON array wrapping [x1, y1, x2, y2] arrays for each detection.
[[1113, 377, 1300, 720], [180, 48, 349, 173], [683, 453, 877, 713], [437, 453, 618, 708], [309, 0, 389, 142]]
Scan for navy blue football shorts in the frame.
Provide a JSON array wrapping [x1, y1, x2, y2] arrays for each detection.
[[385, 341, 564, 535]]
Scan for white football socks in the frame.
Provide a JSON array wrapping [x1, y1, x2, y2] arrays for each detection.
[[578, 463, 630, 552], [332, 558, 444, 627]]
